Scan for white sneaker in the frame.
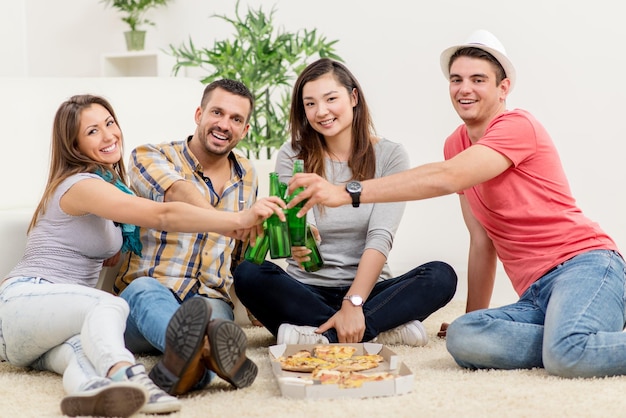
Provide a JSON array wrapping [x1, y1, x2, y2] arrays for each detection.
[[375, 320, 429, 346], [121, 364, 182, 414], [277, 323, 330, 344], [61, 378, 147, 418]]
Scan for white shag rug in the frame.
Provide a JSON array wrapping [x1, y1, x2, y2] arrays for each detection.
[[2, 300, 624, 418]]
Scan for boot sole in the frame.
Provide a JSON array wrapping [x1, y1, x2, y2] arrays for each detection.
[[149, 297, 212, 395], [60, 383, 146, 418], [205, 319, 258, 388]]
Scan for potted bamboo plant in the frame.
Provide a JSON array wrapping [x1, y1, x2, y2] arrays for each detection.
[[101, 0, 172, 51], [168, 0, 343, 161]]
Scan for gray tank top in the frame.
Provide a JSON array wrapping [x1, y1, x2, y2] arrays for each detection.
[[6, 173, 123, 287]]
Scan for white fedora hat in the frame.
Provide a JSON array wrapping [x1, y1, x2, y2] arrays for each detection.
[[440, 29, 516, 92]]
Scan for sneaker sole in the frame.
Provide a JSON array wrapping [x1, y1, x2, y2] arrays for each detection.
[[60, 383, 146, 418], [276, 323, 329, 345], [140, 398, 182, 415], [149, 297, 212, 395], [205, 319, 258, 389]]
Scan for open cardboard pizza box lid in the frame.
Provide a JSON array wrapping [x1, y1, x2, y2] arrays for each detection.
[[269, 343, 414, 399]]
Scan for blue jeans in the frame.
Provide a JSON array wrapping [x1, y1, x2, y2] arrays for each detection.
[[119, 276, 234, 354], [446, 250, 626, 377], [233, 260, 457, 342]]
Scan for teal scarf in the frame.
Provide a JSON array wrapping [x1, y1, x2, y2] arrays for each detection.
[[95, 169, 143, 257]]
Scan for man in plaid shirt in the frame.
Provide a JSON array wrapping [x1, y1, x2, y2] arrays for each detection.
[[115, 79, 260, 396]]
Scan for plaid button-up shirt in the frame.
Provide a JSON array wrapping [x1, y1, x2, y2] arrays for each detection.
[[114, 137, 257, 303]]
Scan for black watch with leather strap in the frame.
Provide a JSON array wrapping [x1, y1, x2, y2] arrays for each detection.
[[345, 181, 362, 208]]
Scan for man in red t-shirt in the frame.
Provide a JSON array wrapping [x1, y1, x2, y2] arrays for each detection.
[[287, 30, 626, 378]]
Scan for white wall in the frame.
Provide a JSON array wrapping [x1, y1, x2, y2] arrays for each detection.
[[3, 0, 625, 305], [0, 2, 27, 76]]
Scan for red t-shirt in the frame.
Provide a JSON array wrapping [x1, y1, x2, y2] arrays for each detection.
[[444, 109, 617, 295]]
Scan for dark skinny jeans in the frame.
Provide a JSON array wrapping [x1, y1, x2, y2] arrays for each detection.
[[233, 260, 458, 342]]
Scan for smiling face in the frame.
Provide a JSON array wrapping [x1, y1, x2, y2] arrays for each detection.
[[192, 87, 251, 160], [449, 56, 509, 136], [75, 104, 122, 167], [302, 72, 358, 143]]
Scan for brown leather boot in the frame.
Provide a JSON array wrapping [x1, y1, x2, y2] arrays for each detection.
[[149, 297, 211, 395], [203, 318, 258, 388]]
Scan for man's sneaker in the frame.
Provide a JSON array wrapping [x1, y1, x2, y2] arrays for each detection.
[[202, 318, 258, 389], [122, 364, 181, 414], [277, 323, 330, 345], [375, 320, 429, 346], [60, 378, 147, 418], [149, 297, 212, 395]]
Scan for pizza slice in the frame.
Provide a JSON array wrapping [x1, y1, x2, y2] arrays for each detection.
[[313, 345, 357, 361], [311, 368, 343, 385], [279, 350, 337, 372], [340, 371, 394, 388], [333, 354, 384, 372]]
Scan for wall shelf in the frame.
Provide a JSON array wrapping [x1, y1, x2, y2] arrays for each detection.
[[101, 51, 176, 77]]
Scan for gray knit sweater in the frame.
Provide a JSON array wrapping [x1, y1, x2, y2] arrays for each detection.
[[275, 138, 409, 287]]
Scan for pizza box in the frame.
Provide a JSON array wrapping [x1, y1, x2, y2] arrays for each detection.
[[268, 342, 414, 399]]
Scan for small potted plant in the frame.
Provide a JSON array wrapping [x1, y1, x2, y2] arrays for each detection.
[[168, 0, 343, 161], [101, 0, 172, 51]]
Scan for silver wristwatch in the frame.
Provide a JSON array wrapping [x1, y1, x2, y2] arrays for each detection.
[[343, 294, 364, 307]]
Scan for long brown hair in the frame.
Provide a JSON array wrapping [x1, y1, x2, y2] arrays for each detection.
[[289, 58, 376, 181], [28, 94, 127, 232]]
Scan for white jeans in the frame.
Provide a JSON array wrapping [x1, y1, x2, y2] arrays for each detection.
[[0, 277, 135, 393]]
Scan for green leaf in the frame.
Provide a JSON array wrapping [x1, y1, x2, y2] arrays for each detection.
[[167, 0, 344, 160], [101, 0, 172, 31]]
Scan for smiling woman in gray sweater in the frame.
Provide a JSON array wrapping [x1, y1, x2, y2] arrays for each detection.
[[234, 58, 458, 346]]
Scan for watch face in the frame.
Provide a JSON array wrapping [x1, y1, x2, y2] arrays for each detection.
[[349, 295, 363, 306], [346, 181, 362, 193]]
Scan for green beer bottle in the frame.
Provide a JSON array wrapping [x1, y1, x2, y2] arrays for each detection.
[[287, 159, 307, 246], [244, 221, 270, 264], [301, 224, 324, 272], [267, 172, 291, 258], [279, 181, 288, 201]]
